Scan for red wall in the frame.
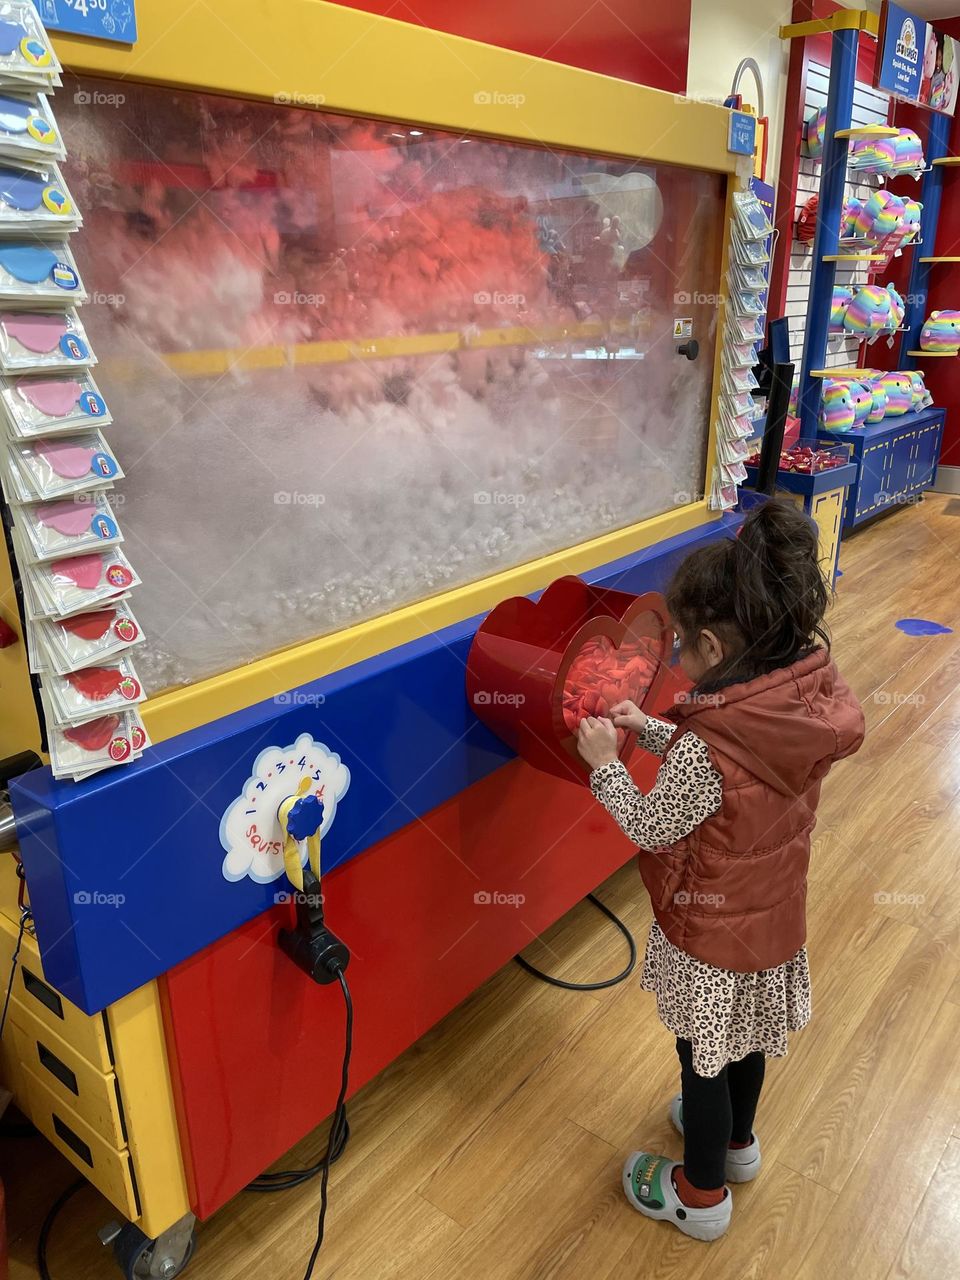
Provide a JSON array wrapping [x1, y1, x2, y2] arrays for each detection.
[[333, 0, 691, 95]]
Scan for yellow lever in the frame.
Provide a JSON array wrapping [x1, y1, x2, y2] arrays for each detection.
[[278, 776, 322, 892]]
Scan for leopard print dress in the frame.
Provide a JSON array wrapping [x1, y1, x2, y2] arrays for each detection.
[[590, 717, 811, 1078]]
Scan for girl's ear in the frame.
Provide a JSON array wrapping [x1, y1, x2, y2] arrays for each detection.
[[698, 628, 725, 670]]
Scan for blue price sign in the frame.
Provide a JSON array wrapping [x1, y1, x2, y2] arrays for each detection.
[[727, 111, 756, 157], [31, 0, 137, 46], [876, 1, 926, 102]]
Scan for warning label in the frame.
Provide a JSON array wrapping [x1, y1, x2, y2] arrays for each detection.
[[673, 318, 693, 339]]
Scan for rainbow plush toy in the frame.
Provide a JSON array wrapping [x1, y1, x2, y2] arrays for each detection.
[[907, 370, 930, 410], [820, 379, 856, 431], [892, 128, 925, 177], [848, 136, 897, 174], [854, 189, 905, 240], [806, 108, 827, 160], [864, 376, 888, 423], [841, 198, 862, 239], [846, 381, 873, 426], [886, 284, 906, 333], [879, 371, 914, 415], [920, 310, 960, 353], [829, 286, 854, 334], [844, 284, 893, 340]]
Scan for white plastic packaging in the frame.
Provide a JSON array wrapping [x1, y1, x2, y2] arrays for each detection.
[[43, 655, 145, 726], [0, 307, 94, 373], [0, 372, 111, 437], [18, 542, 139, 618], [0, 91, 64, 163], [13, 491, 122, 561], [29, 602, 144, 675], [47, 704, 149, 781], [0, 161, 79, 232], [3, 431, 121, 500], [0, 239, 85, 305], [0, 4, 62, 91]]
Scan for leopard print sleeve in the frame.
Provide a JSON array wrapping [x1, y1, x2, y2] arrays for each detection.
[[589, 732, 722, 851], [639, 716, 676, 757]]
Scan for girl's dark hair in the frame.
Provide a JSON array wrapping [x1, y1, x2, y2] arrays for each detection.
[[666, 499, 829, 685]]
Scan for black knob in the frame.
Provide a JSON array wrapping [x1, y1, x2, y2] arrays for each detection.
[[678, 340, 700, 361]]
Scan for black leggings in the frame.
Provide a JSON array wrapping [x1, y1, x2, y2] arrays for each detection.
[[676, 1038, 766, 1190]]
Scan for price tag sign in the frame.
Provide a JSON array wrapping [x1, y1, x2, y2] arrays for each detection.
[[727, 110, 756, 157], [32, 0, 138, 46]]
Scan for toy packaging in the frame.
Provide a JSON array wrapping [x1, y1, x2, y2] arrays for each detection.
[[16, 540, 139, 619], [47, 705, 149, 782], [28, 602, 144, 676], [0, 91, 64, 163], [0, 372, 111, 437], [0, 161, 79, 231], [0, 3, 62, 92], [0, 239, 85, 305], [0, 307, 93, 373], [12, 491, 122, 562], [43, 656, 145, 726], [2, 431, 121, 501]]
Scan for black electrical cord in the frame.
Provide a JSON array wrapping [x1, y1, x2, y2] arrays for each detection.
[[301, 967, 353, 1280], [0, 908, 30, 1040], [244, 1106, 350, 1191], [37, 1178, 86, 1280], [514, 893, 637, 990]]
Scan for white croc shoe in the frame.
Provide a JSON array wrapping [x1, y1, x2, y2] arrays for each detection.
[[622, 1151, 732, 1242], [669, 1094, 762, 1183]]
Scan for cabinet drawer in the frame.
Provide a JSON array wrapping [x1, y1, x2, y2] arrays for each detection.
[[10, 1015, 126, 1148], [0, 914, 112, 1072], [19, 1064, 139, 1221]]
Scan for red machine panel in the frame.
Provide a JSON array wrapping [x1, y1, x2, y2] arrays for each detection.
[[159, 667, 684, 1218]]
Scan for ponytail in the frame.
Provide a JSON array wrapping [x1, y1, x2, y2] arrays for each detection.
[[666, 499, 829, 682]]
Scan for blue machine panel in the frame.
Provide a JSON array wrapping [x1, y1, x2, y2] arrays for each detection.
[[12, 517, 740, 1013]]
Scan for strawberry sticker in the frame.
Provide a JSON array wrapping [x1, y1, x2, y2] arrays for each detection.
[[114, 617, 138, 642], [108, 736, 132, 762]]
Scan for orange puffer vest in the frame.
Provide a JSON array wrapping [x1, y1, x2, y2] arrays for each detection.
[[640, 649, 864, 972]]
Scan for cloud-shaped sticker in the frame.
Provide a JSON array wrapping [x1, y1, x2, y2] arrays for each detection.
[[220, 733, 350, 884]]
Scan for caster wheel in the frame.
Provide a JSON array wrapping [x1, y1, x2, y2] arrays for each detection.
[[113, 1222, 196, 1278]]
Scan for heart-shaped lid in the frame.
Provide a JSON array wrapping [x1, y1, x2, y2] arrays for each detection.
[[19, 379, 82, 417], [0, 94, 30, 135], [60, 609, 115, 640], [50, 553, 103, 591], [66, 667, 139, 704], [63, 715, 121, 752], [36, 499, 92, 536], [0, 243, 58, 284], [2, 312, 65, 353], [35, 438, 93, 478], [0, 168, 45, 212]]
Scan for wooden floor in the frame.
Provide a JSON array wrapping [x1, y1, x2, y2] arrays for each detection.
[[5, 494, 960, 1280]]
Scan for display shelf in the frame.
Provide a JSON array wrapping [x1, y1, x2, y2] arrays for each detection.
[[919, 256, 960, 263], [907, 350, 956, 358], [835, 125, 898, 139], [810, 368, 867, 378], [822, 253, 886, 262], [932, 156, 960, 166]]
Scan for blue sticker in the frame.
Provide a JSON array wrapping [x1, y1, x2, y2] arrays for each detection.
[[0, 21, 24, 57], [79, 391, 106, 417], [52, 262, 78, 290], [92, 513, 119, 541], [895, 618, 953, 636], [90, 452, 118, 479], [59, 333, 89, 361], [0, 243, 58, 283]]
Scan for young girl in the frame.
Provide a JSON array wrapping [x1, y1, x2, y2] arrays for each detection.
[[577, 500, 864, 1242]]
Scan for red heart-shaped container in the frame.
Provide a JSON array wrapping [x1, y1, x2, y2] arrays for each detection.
[[466, 576, 672, 783]]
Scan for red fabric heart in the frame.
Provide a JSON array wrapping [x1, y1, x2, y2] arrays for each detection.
[[63, 715, 121, 751], [562, 636, 659, 734], [60, 609, 115, 640], [51, 554, 102, 590], [65, 667, 140, 703]]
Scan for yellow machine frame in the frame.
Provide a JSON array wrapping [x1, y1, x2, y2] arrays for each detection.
[[0, 0, 748, 753]]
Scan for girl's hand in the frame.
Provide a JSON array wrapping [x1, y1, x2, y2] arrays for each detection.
[[609, 700, 647, 735], [577, 716, 620, 770]]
